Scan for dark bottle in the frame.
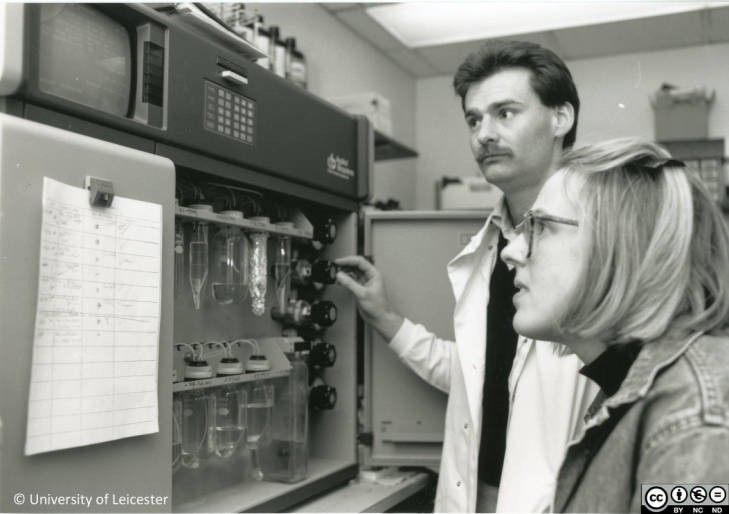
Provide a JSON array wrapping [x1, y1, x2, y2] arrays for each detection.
[[285, 37, 308, 89], [272, 299, 337, 330], [309, 383, 337, 411]]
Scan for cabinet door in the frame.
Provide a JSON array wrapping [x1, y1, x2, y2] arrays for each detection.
[[0, 114, 175, 512], [362, 211, 485, 467]]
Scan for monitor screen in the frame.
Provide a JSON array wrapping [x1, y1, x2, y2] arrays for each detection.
[[38, 4, 131, 118]]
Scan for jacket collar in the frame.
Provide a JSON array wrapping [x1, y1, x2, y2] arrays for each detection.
[[584, 331, 704, 429]]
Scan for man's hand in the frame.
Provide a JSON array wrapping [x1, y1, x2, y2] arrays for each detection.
[[335, 255, 404, 342]]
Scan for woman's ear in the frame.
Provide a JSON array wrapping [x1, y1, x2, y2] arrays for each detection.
[[552, 103, 575, 140]]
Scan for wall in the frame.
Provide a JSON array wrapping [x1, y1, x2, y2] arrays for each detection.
[[415, 42, 729, 210], [248, 4, 418, 209]]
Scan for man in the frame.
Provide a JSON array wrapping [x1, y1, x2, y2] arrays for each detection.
[[336, 41, 598, 512]]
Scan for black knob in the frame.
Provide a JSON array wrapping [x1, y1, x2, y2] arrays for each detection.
[[313, 219, 336, 246], [310, 342, 337, 368], [310, 384, 337, 410], [310, 300, 337, 327], [311, 260, 337, 284]]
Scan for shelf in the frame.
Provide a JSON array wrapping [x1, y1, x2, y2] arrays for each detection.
[[174, 458, 357, 512], [169, 3, 266, 61], [374, 131, 418, 161], [172, 368, 290, 393], [175, 206, 313, 239]]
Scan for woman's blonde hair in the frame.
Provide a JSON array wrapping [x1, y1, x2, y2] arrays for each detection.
[[557, 137, 729, 344]]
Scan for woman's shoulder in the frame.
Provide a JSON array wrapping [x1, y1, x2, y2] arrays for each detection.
[[642, 332, 729, 434]]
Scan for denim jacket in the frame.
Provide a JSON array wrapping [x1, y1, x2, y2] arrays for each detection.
[[553, 331, 729, 513]]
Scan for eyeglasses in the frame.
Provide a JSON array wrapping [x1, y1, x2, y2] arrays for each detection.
[[514, 210, 579, 258]]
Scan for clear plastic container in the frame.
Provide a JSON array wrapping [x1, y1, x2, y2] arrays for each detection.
[[180, 389, 211, 469], [244, 380, 274, 480], [213, 384, 246, 459], [260, 350, 309, 483], [211, 212, 250, 305], [174, 218, 185, 297], [172, 398, 183, 473], [248, 218, 270, 317], [188, 205, 213, 310], [213, 353, 247, 459], [273, 226, 293, 313]]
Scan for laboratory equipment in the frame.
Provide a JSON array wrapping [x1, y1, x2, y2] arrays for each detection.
[[175, 215, 186, 297], [172, 398, 183, 473], [309, 381, 337, 411], [248, 220, 269, 317], [211, 342, 247, 459], [273, 228, 293, 313], [272, 299, 337, 330], [259, 345, 309, 483], [210, 213, 250, 305], [188, 207, 212, 310], [179, 343, 214, 469], [244, 381, 274, 480]]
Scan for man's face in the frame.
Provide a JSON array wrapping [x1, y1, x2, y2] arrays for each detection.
[[464, 68, 564, 195]]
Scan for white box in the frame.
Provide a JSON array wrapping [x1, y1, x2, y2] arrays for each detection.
[[438, 176, 502, 210], [328, 91, 393, 136]]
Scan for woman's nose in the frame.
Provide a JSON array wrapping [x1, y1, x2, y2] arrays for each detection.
[[501, 234, 528, 267]]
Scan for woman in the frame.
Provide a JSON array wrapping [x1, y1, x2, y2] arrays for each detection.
[[501, 138, 729, 513]]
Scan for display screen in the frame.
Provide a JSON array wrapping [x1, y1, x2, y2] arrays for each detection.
[[38, 4, 131, 117]]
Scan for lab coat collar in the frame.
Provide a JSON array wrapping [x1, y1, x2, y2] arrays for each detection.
[[447, 194, 518, 424]]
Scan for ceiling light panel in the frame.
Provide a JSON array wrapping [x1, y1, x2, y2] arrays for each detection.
[[366, 1, 728, 48]]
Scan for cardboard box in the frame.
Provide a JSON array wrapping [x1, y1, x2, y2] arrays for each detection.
[[328, 92, 393, 137], [438, 176, 501, 210], [653, 86, 714, 141]]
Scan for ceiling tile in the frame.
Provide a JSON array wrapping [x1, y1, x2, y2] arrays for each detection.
[[707, 5, 729, 43], [335, 8, 407, 52], [416, 33, 563, 76], [555, 11, 707, 60], [387, 48, 441, 77]]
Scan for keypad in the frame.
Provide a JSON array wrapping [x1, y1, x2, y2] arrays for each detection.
[[204, 81, 255, 145]]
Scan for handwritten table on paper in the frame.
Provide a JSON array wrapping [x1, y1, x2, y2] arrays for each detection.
[[25, 177, 162, 455]]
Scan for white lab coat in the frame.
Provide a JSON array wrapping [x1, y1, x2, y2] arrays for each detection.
[[389, 201, 598, 512]]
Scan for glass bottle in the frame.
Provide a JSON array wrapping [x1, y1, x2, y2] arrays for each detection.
[[174, 217, 185, 298], [245, 380, 274, 480], [188, 205, 212, 310], [285, 37, 307, 89], [273, 226, 293, 314], [211, 212, 249, 305], [172, 398, 183, 473], [260, 349, 309, 483], [213, 356, 247, 459], [179, 344, 213, 469], [248, 217, 270, 316]]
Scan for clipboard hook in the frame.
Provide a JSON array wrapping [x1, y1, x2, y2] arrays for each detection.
[[85, 176, 115, 208]]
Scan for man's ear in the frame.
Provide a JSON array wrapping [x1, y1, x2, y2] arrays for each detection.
[[552, 103, 575, 139]]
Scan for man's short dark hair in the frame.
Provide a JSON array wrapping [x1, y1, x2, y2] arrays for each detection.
[[453, 40, 580, 148]]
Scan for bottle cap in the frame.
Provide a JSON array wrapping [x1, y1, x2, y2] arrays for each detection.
[[217, 357, 244, 376], [184, 360, 213, 380], [219, 210, 244, 219], [246, 354, 271, 372], [188, 204, 214, 212]]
